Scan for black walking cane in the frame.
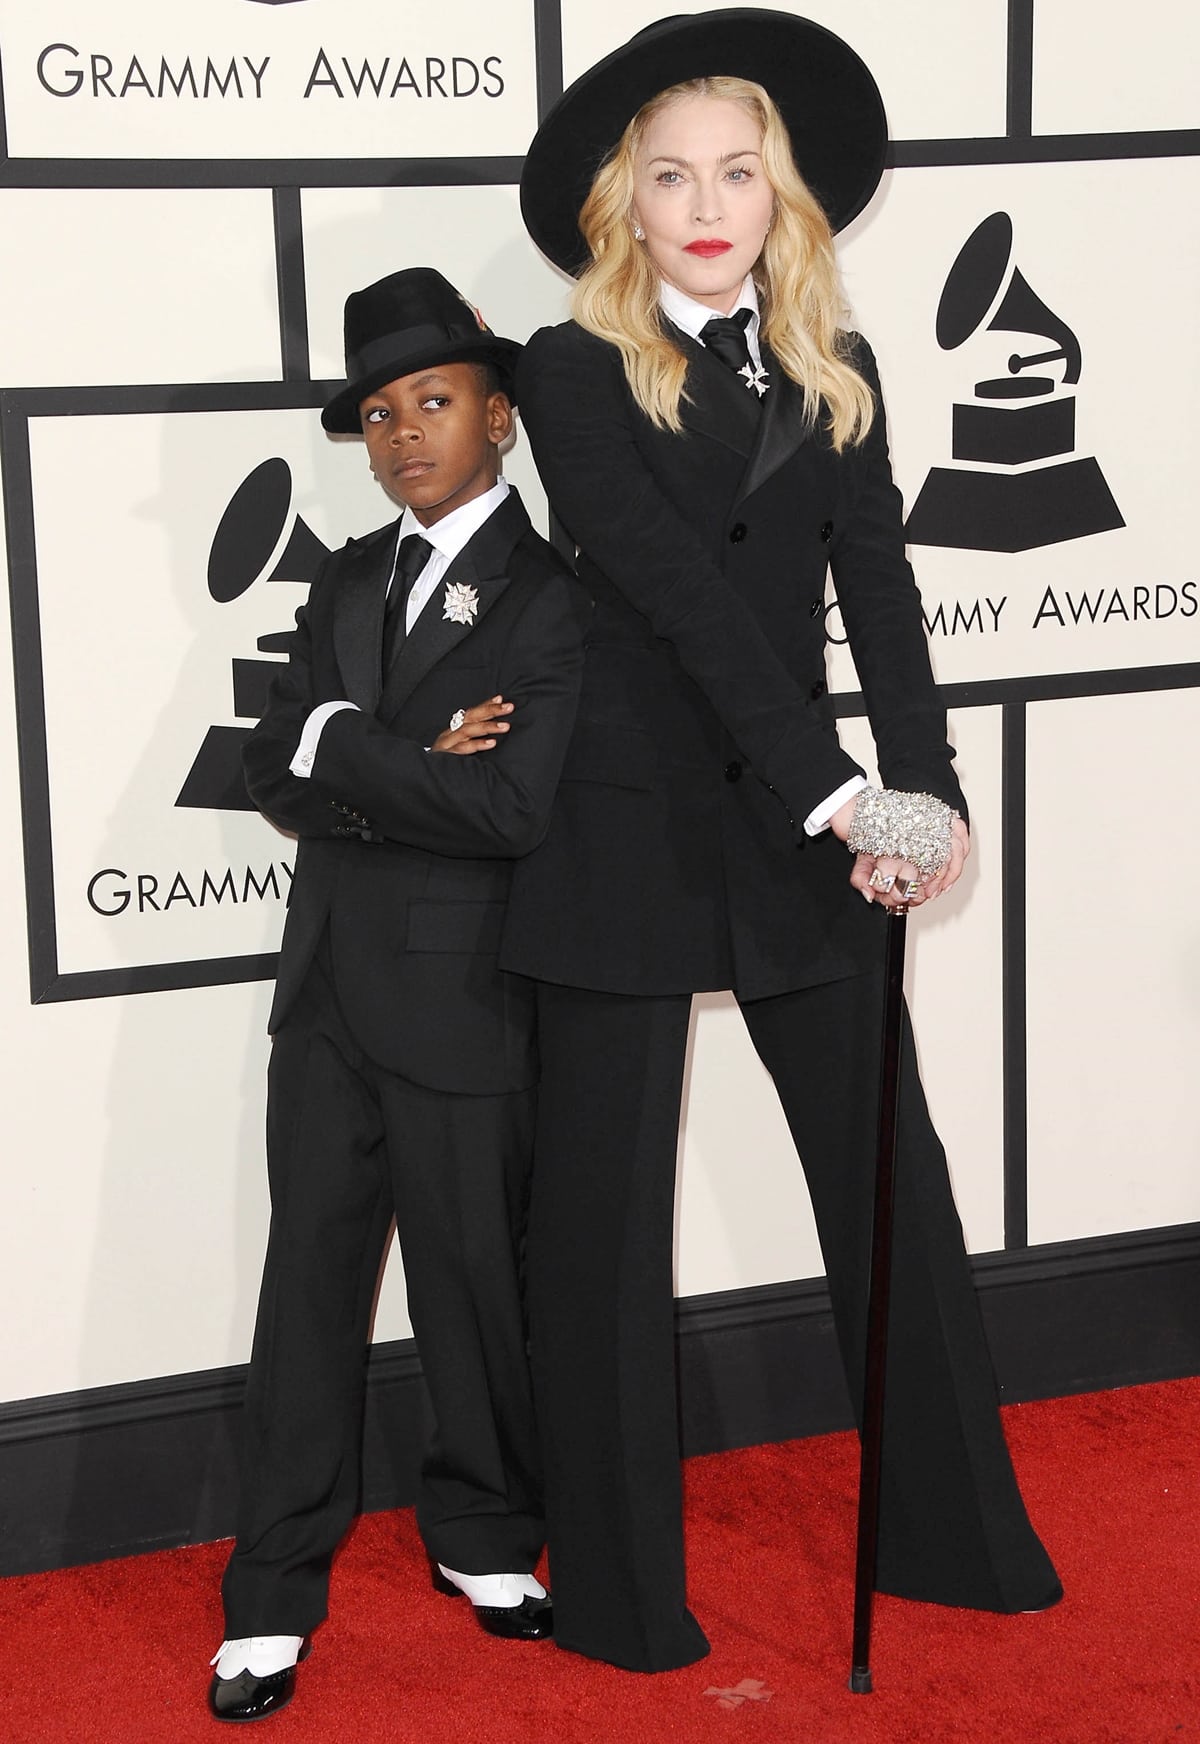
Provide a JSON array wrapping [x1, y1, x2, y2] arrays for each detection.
[[849, 906, 908, 1694]]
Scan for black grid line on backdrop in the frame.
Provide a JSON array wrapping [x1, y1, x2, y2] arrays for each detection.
[[1, 0, 1197, 1272], [534, 0, 564, 119], [1007, 0, 1035, 138], [271, 187, 310, 382], [0, 136, 1196, 188], [1001, 702, 1029, 1249]]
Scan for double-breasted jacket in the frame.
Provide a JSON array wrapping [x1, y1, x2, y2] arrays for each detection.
[[502, 321, 964, 1000]]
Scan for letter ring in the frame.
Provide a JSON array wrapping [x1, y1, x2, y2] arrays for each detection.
[[867, 869, 896, 893], [449, 709, 466, 732], [898, 878, 921, 901]]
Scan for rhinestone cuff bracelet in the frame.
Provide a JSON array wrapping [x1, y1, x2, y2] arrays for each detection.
[[846, 786, 956, 878]]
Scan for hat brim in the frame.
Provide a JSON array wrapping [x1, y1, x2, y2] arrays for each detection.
[[521, 8, 888, 276], [321, 335, 523, 433]]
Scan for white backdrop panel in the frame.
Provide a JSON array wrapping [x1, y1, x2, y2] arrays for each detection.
[[0, 977, 277, 1399], [1033, 1, 1200, 134], [560, 0, 1009, 142], [674, 701, 1006, 1293], [28, 407, 389, 977], [675, 992, 824, 1293], [0, 0, 536, 161], [302, 184, 574, 532], [674, 701, 1005, 1297], [1026, 688, 1200, 1244], [830, 156, 1200, 694], [0, 190, 279, 387]]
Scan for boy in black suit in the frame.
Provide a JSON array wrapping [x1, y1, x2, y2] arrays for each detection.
[[207, 269, 587, 1723]]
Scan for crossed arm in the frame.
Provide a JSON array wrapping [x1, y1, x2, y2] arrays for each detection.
[[243, 574, 586, 860]]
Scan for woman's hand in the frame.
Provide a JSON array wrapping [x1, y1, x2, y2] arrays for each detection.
[[917, 815, 970, 900], [431, 696, 514, 755], [829, 796, 970, 910]]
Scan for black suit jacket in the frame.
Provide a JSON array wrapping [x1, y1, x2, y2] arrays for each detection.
[[502, 322, 964, 1000], [244, 488, 588, 1093]]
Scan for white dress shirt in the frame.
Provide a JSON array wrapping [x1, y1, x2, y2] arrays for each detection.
[[290, 479, 510, 778], [659, 277, 865, 836], [659, 273, 766, 373]]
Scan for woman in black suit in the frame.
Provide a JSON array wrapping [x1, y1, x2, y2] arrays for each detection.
[[503, 10, 1060, 1673]]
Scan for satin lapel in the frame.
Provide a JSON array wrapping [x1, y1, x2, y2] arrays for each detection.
[[669, 323, 760, 460], [378, 491, 526, 722], [735, 342, 814, 507], [331, 526, 396, 713]]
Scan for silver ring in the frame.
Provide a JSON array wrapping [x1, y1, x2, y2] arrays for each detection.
[[898, 879, 921, 901], [867, 869, 896, 893], [449, 709, 466, 732]]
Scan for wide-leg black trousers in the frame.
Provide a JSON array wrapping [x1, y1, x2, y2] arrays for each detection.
[[527, 971, 1060, 1672], [221, 950, 542, 1638]]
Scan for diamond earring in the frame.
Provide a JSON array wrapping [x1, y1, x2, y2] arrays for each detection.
[[633, 222, 645, 241]]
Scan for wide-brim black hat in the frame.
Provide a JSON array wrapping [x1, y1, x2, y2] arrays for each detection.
[[521, 9, 887, 277], [322, 267, 523, 433]]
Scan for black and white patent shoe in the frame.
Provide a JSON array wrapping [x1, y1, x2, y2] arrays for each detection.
[[207, 1635, 309, 1723], [431, 1564, 554, 1640]]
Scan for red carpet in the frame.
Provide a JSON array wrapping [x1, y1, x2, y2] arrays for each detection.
[[1, 1379, 1196, 1743]]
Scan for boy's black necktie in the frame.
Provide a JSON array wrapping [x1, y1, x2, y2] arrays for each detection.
[[699, 307, 757, 379], [382, 533, 432, 677]]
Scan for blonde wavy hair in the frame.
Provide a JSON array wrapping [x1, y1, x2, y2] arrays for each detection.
[[572, 76, 874, 450]]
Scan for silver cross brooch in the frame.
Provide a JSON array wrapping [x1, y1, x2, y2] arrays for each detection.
[[738, 361, 770, 398]]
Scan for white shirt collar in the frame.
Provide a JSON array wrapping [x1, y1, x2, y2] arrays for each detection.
[[659, 275, 760, 343], [398, 477, 509, 561]]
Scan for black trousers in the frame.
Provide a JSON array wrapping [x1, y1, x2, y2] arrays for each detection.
[[527, 972, 1060, 1672], [221, 948, 542, 1638]]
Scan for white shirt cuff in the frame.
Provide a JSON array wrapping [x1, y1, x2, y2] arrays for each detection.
[[804, 774, 868, 837], [289, 701, 359, 778]]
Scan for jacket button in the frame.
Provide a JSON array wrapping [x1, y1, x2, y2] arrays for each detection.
[[820, 520, 834, 542], [810, 678, 827, 700], [809, 598, 823, 618], [724, 760, 743, 783], [728, 523, 747, 543]]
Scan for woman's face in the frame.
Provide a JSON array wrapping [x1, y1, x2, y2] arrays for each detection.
[[631, 94, 774, 312]]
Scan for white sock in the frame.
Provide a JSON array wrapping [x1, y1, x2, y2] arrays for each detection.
[[210, 1635, 304, 1680], [437, 1566, 547, 1608]]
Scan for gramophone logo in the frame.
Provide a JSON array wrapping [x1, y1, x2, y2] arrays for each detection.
[[905, 212, 1124, 554], [176, 457, 330, 812]]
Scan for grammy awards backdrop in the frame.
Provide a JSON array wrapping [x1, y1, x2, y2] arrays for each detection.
[[0, 0, 1197, 1573]]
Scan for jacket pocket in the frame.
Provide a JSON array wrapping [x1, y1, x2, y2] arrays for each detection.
[[561, 719, 656, 790], [406, 899, 505, 954]]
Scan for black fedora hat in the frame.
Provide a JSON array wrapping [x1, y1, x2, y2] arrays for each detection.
[[520, 9, 887, 277], [322, 267, 523, 433]]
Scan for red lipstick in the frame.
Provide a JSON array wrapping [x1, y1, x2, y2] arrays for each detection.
[[684, 240, 733, 258]]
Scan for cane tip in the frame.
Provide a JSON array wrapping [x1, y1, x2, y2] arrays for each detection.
[[849, 1668, 873, 1695]]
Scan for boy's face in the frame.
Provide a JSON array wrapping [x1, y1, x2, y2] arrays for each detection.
[[358, 361, 513, 525]]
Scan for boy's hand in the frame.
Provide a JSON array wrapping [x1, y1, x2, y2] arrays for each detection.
[[432, 695, 514, 756]]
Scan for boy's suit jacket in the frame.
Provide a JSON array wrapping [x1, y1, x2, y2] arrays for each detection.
[[244, 487, 587, 1095], [502, 323, 966, 1002]]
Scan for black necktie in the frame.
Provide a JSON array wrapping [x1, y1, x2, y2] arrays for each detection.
[[699, 307, 767, 395], [382, 533, 432, 678]]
